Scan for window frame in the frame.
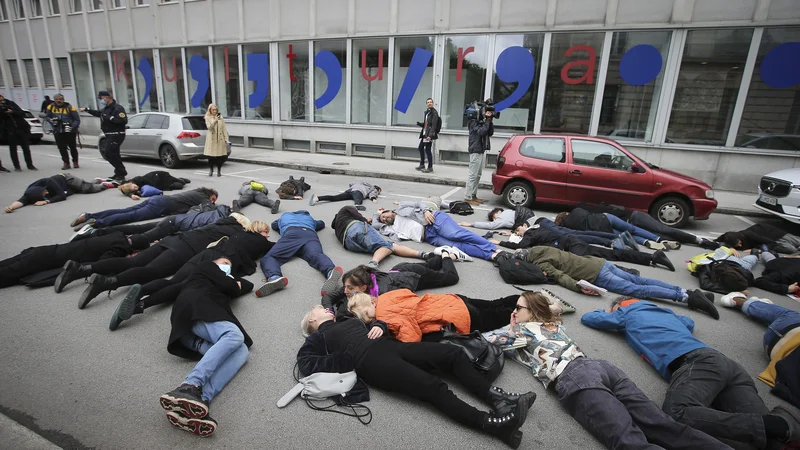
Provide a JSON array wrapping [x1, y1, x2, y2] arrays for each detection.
[[69, 0, 82, 13], [47, 0, 58, 14], [143, 114, 169, 129], [11, 0, 24, 18], [518, 137, 566, 163], [0, 0, 8, 21], [570, 139, 635, 172], [28, 0, 42, 17]]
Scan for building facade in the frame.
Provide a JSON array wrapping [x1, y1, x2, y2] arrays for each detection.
[[1, 0, 799, 192]]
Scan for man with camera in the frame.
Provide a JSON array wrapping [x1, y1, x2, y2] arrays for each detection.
[[46, 93, 81, 170], [79, 91, 128, 183], [0, 93, 37, 172], [464, 100, 495, 206]]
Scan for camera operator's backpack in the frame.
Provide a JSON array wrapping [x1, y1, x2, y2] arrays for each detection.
[[435, 115, 442, 135], [448, 200, 474, 216]]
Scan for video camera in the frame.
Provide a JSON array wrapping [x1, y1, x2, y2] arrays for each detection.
[[464, 98, 499, 122]]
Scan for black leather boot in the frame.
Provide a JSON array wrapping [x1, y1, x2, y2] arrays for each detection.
[[78, 273, 119, 310], [488, 386, 536, 416], [482, 393, 531, 449], [54, 260, 93, 293]]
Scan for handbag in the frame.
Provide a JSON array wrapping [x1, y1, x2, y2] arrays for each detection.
[[277, 366, 372, 424], [439, 323, 504, 382], [226, 141, 232, 155]]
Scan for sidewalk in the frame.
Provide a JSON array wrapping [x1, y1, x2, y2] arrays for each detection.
[[48, 133, 768, 218]]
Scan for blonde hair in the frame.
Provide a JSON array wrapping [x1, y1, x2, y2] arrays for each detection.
[[118, 183, 138, 196], [301, 305, 326, 337], [230, 212, 251, 228], [246, 220, 268, 234], [347, 293, 375, 324], [205, 103, 219, 117]]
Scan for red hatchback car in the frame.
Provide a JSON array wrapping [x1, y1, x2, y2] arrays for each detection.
[[491, 135, 717, 228]]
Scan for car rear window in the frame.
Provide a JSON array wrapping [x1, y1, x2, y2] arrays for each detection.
[[182, 117, 207, 130], [518, 137, 565, 162]]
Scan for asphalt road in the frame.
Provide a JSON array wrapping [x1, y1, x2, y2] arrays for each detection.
[[1, 145, 798, 450]]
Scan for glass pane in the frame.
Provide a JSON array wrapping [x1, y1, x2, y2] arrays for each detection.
[[134, 49, 158, 112], [735, 27, 800, 151], [392, 36, 435, 126], [30, 0, 42, 16], [212, 45, 240, 119], [571, 139, 634, 170], [351, 38, 388, 125], [519, 137, 565, 162], [160, 48, 186, 113], [279, 41, 310, 121], [598, 31, 671, 142], [242, 42, 271, 120], [71, 54, 93, 107], [90, 52, 112, 105], [185, 46, 212, 114], [57, 57, 71, 87], [126, 114, 147, 128], [111, 51, 134, 113], [23, 59, 37, 87], [542, 32, 605, 134], [667, 29, 753, 146], [70, 0, 81, 13], [49, 0, 59, 14], [492, 34, 545, 132], [144, 114, 167, 129], [314, 39, 346, 123], [40, 58, 55, 87], [441, 35, 488, 130]]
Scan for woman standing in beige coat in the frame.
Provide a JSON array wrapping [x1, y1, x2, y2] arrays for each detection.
[[204, 104, 229, 177]]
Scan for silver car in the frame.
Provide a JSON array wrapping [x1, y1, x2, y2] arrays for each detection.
[[754, 168, 800, 224], [98, 112, 218, 169]]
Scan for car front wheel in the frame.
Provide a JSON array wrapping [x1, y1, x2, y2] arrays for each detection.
[[502, 181, 534, 208], [650, 196, 690, 228], [159, 144, 180, 169]]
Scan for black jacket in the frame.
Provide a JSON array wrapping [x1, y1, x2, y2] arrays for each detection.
[[717, 223, 788, 251], [167, 261, 253, 360], [500, 227, 565, 250], [87, 100, 127, 133], [695, 262, 754, 294], [129, 171, 184, 191], [754, 257, 800, 295], [321, 269, 422, 316], [45, 102, 81, 132], [18, 174, 71, 205], [331, 206, 370, 245], [204, 231, 273, 276], [276, 177, 311, 199], [575, 202, 632, 221], [160, 217, 244, 254], [563, 208, 613, 233], [417, 107, 440, 140], [467, 118, 493, 154], [0, 99, 31, 135], [163, 189, 213, 214], [297, 316, 388, 374]]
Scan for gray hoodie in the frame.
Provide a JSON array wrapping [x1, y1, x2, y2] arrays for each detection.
[[347, 182, 380, 201]]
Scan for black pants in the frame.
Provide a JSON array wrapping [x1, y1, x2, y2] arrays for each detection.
[[392, 255, 459, 290], [140, 249, 224, 309], [91, 218, 175, 243], [560, 236, 652, 267], [207, 156, 227, 171], [318, 191, 364, 205], [90, 243, 193, 287], [629, 211, 698, 244], [55, 132, 79, 164], [457, 294, 518, 332], [104, 134, 127, 178], [8, 131, 33, 168], [356, 339, 488, 428], [418, 139, 433, 168]]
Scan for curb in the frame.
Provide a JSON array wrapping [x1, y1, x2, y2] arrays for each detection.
[[0, 412, 61, 450], [713, 207, 773, 219]]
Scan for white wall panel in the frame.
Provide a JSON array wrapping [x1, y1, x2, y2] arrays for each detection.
[[615, 0, 674, 24], [354, 0, 390, 34], [279, 0, 309, 38], [186, 1, 211, 44], [15, 24, 32, 58], [768, 0, 800, 20], [47, 18, 66, 54], [498, 0, 548, 28], [0, 26, 15, 56], [555, 0, 607, 25], [67, 15, 87, 50], [243, 0, 271, 39], [109, 10, 130, 48], [158, 3, 183, 45], [449, 0, 492, 29], [87, 13, 108, 48], [131, 7, 155, 48], [317, 0, 348, 35], [397, 0, 435, 32], [692, 0, 757, 22], [28, 20, 50, 56], [213, 0, 240, 41]]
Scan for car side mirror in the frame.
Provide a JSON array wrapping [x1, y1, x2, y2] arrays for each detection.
[[631, 162, 644, 173]]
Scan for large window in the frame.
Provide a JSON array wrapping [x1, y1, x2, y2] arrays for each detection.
[[8, 60, 22, 86], [598, 31, 671, 142], [111, 51, 135, 112], [48, 0, 58, 14], [441, 35, 489, 130], [39, 58, 55, 87], [0, 0, 8, 20], [492, 34, 545, 132], [134, 49, 158, 112], [88, 0, 100, 11], [185, 46, 211, 114], [667, 29, 753, 146], [23, 59, 37, 87], [735, 27, 800, 151], [212, 45, 240, 118], [242, 43, 271, 120], [71, 53, 93, 107], [351, 38, 388, 125], [392, 37, 435, 126], [542, 33, 605, 134], [69, 0, 80, 13], [571, 139, 634, 171], [314, 40, 346, 123], [90, 52, 112, 102], [57, 57, 72, 87], [160, 48, 185, 113], [29, 0, 42, 17], [279, 41, 310, 121]]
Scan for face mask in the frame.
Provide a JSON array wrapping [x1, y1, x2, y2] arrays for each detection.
[[218, 264, 232, 277], [99, 99, 107, 107]]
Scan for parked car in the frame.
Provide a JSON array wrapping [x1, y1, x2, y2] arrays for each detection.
[[98, 112, 219, 168], [491, 134, 717, 228], [753, 168, 800, 224], [735, 133, 800, 151]]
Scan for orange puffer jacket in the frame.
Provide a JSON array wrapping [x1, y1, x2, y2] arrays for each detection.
[[376, 289, 470, 342]]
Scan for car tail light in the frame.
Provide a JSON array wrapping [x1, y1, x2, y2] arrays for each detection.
[[177, 131, 201, 139], [497, 156, 505, 170], [31, 119, 40, 124]]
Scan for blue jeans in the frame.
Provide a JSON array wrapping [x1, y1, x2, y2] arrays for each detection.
[[425, 211, 497, 260], [88, 196, 171, 227], [259, 227, 335, 279], [180, 321, 249, 403], [344, 223, 392, 254], [594, 262, 684, 301], [605, 214, 661, 244], [742, 300, 800, 355]]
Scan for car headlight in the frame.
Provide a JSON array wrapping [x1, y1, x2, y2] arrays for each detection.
[[705, 190, 714, 199]]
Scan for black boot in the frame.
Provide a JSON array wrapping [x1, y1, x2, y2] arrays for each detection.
[[54, 260, 92, 293], [699, 238, 720, 250], [686, 289, 719, 320], [231, 200, 242, 213], [482, 393, 531, 449], [180, 177, 191, 184], [271, 200, 281, 214], [651, 250, 675, 271], [109, 284, 144, 331], [488, 386, 536, 416], [208, 167, 213, 176], [78, 273, 119, 310]]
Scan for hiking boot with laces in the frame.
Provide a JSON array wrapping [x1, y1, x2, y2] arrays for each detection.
[[160, 384, 209, 418], [488, 386, 536, 416], [482, 393, 531, 449]]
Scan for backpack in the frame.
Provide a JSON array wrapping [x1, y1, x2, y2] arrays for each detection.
[[449, 200, 474, 216], [497, 258, 548, 285], [435, 115, 442, 135]]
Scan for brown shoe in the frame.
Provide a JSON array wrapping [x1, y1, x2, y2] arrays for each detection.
[[466, 199, 481, 206], [472, 197, 486, 204]]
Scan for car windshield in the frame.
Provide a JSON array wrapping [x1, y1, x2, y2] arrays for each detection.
[[181, 117, 207, 130], [23, 111, 34, 118]]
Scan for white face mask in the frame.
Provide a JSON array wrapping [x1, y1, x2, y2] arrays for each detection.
[[217, 264, 232, 277]]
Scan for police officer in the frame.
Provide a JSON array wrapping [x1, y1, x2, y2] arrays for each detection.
[[46, 93, 81, 170], [80, 91, 127, 182]]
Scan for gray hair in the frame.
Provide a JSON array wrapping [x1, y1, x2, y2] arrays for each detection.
[[54, 93, 65, 100]]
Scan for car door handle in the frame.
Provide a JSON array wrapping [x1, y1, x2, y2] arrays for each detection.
[[569, 169, 582, 175], [156, 133, 162, 136]]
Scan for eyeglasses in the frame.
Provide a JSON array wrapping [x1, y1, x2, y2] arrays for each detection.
[[514, 304, 530, 312]]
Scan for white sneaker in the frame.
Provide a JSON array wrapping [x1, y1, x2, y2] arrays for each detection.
[[445, 246, 473, 262], [748, 296, 774, 305], [720, 292, 747, 308], [433, 246, 449, 256]]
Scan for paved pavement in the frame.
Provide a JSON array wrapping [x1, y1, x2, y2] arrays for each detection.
[[0, 144, 798, 449]]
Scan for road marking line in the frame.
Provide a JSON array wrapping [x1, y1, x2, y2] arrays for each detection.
[[441, 186, 461, 200], [734, 215, 755, 226], [192, 171, 280, 182], [224, 167, 275, 176]]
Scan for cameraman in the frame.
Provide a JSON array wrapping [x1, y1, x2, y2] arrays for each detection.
[[464, 101, 494, 206], [0, 93, 36, 172], [46, 93, 81, 170]]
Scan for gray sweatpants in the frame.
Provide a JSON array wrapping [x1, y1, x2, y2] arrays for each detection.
[[63, 173, 106, 194], [238, 185, 275, 208], [464, 152, 484, 200]]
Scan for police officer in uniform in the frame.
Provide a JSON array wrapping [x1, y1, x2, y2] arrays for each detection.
[[80, 91, 127, 182]]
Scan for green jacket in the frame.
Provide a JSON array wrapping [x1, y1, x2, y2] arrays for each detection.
[[526, 246, 605, 292]]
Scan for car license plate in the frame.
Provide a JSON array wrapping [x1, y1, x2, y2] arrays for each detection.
[[759, 194, 777, 206]]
